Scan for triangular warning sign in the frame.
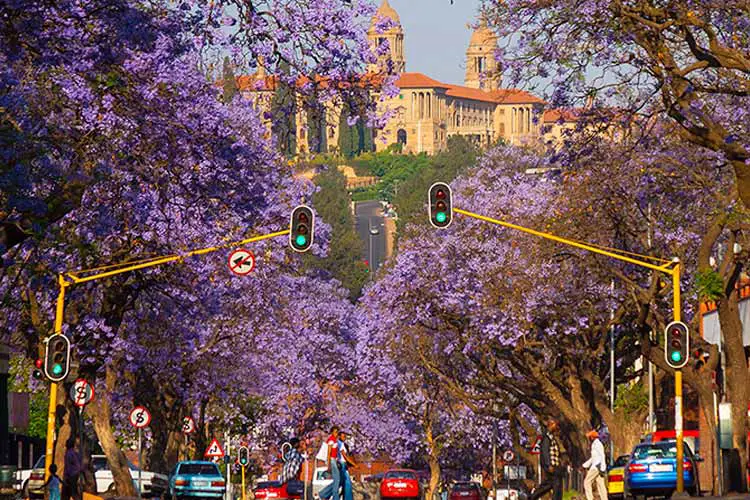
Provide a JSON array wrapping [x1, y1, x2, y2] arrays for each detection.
[[204, 438, 225, 458], [530, 436, 542, 455]]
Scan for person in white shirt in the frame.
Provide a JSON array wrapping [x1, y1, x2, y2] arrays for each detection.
[[582, 429, 608, 500]]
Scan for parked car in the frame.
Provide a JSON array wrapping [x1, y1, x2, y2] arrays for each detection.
[[492, 480, 529, 500], [91, 455, 168, 498], [380, 469, 420, 500], [607, 455, 629, 499], [449, 481, 483, 500], [169, 461, 226, 500], [253, 480, 303, 500], [624, 440, 701, 498], [312, 466, 333, 498], [15, 456, 45, 499]]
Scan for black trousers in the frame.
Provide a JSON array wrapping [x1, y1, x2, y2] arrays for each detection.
[[61, 477, 80, 500], [530, 469, 563, 500]]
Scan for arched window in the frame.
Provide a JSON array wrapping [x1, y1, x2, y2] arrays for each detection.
[[411, 93, 416, 120], [426, 93, 431, 118], [397, 129, 407, 145]]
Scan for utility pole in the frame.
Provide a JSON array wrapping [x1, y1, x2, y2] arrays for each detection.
[[0, 343, 9, 465], [225, 432, 231, 500], [610, 280, 615, 463]]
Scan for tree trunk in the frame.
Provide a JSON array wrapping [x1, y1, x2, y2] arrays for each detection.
[[54, 388, 72, 475], [717, 296, 749, 492], [424, 419, 441, 500], [90, 366, 137, 497]]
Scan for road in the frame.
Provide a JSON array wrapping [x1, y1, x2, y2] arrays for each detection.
[[355, 200, 386, 274]]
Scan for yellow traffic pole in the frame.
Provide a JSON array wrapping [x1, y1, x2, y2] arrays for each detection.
[[45, 275, 68, 482], [673, 262, 684, 493], [241, 465, 246, 500]]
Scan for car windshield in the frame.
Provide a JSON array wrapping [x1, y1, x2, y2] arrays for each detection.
[[613, 456, 629, 467], [255, 481, 281, 489], [92, 457, 137, 471], [633, 443, 680, 460], [178, 464, 220, 475], [385, 471, 416, 480], [452, 483, 478, 491]]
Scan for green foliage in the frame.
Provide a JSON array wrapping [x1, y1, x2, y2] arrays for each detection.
[[695, 269, 724, 301], [221, 57, 238, 103], [392, 135, 479, 228], [351, 186, 380, 201], [614, 381, 648, 418], [307, 168, 368, 300]]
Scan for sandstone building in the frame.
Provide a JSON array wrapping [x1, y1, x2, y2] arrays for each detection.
[[237, 0, 574, 155]]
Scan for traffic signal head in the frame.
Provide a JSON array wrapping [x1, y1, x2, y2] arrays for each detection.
[[428, 182, 452, 228], [664, 321, 689, 369], [238, 446, 249, 467], [32, 359, 44, 380], [289, 205, 315, 253], [44, 334, 71, 382]]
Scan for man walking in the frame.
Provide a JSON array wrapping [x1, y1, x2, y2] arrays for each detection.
[[530, 419, 564, 500], [61, 437, 81, 500], [318, 426, 341, 500], [582, 430, 607, 500]]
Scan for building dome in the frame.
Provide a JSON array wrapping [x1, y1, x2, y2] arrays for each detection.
[[374, 0, 400, 25]]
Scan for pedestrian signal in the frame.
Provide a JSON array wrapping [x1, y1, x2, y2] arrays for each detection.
[[289, 205, 315, 253], [44, 334, 71, 382], [428, 182, 453, 228], [664, 321, 689, 369]]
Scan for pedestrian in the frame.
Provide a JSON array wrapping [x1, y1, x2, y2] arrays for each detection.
[[318, 426, 341, 500], [61, 437, 81, 500], [45, 464, 62, 500], [280, 438, 305, 484], [530, 419, 565, 500], [581, 430, 607, 500], [338, 431, 357, 500]]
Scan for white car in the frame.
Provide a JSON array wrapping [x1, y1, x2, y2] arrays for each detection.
[[91, 454, 168, 498], [312, 466, 333, 498], [15, 456, 45, 498]]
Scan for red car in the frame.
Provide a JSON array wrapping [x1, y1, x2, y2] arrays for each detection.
[[380, 469, 420, 500], [253, 480, 304, 500], [449, 482, 483, 500]]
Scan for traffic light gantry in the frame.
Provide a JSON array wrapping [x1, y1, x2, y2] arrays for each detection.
[[665, 321, 690, 369], [44, 334, 70, 382]]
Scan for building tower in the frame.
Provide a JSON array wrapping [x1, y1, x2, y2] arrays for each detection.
[[367, 0, 405, 74], [464, 20, 501, 91]]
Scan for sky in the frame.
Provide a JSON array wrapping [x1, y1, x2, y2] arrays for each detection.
[[386, 0, 483, 85]]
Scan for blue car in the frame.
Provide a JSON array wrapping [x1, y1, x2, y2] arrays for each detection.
[[624, 440, 702, 498], [169, 461, 226, 500]]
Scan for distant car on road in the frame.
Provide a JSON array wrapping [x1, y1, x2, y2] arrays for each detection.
[[369, 226, 380, 235], [607, 454, 630, 499], [168, 461, 225, 500], [380, 469, 420, 500], [624, 440, 701, 498], [449, 481, 483, 500]]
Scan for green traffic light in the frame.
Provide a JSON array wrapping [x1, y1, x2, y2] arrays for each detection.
[[51, 364, 63, 376], [670, 351, 682, 363], [436, 212, 447, 223], [295, 234, 307, 247]]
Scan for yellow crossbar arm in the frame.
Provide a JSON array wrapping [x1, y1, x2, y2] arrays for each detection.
[[454, 208, 675, 275]]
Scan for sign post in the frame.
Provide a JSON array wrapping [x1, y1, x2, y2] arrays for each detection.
[[129, 406, 151, 497], [182, 417, 196, 461], [69, 379, 94, 497]]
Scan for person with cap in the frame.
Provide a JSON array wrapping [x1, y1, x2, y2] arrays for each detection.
[[582, 429, 607, 500], [530, 419, 565, 500]]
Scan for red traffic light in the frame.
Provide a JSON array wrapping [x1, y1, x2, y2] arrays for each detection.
[[35, 359, 43, 369], [436, 190, 446, 200], [670, 328, 682, 338]]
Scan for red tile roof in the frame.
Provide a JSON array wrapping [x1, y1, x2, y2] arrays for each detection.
[[394, 72, 451, 89], [234, 72, 385, 92], [543, 108, 582, 123], [488, 89, 546, 105]]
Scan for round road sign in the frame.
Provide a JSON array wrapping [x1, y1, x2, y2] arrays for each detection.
[[69, 379, 95, 407], [129, 406, 151, 429], [503, 450, 515, 462], [228, 249, 255, 276], [182, 416, 196, 434]]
